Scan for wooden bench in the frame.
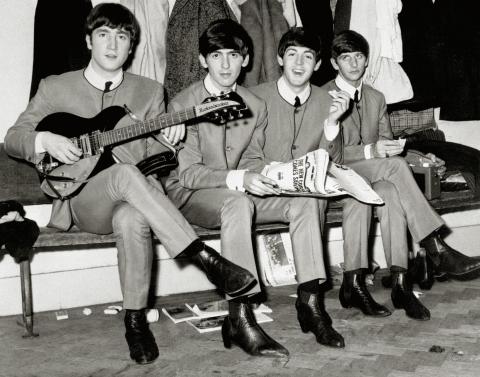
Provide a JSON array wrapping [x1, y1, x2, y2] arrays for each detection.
[[2, 140, 480, 338]]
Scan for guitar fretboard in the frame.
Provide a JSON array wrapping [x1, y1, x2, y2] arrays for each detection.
[[98, 107, 197, 147]]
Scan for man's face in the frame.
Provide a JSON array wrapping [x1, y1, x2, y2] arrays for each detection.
[[86, 26, 132, 78], [331, 51, 368, 87], [199, 49, 249, 92], [278, 46, 321, 90]]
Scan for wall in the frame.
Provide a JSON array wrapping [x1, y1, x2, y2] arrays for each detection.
[[1, 2, 480, 317]]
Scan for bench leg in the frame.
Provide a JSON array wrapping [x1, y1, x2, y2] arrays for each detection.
[[20, 257, 38, 338]]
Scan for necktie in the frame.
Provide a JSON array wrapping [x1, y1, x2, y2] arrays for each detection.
[[104, 81, 113, 93], [353, 89, 359, 103], [294, 96, 301, 108]]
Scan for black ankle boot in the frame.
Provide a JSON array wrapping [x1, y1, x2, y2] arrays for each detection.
[[421, 233, 480, 281], [183, 240, 257, 297], [124, 309, 159, 364], [296, 289, 345, 348], [339, 269, 391, 317], [391, 272, 430, 321], [222, 300, 289, 357]]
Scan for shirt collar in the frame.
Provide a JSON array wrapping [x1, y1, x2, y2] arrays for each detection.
[[84, 61, 123, 91], [277, 76, 311, 106], [203, 73, 237, 96], [335, 74, 363, 101]]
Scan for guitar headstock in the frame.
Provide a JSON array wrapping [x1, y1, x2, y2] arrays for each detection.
[[195, 91, 251, 124]]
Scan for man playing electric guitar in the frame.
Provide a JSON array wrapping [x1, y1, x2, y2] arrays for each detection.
[[4, 3, 257, 365]]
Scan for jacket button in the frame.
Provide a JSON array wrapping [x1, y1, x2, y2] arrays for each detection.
[[292, 145, 297, 150], [328, 144, 333, 149], [225, 146, 232, 151]]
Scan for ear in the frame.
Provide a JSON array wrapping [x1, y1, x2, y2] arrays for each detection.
[[199, 54, 208, 69], [241, 54, 250, 68], [277, 54, 284, 67], [86, 35, 92, 50], [330, 57, 339, 71], [313, 59, 322, 72]]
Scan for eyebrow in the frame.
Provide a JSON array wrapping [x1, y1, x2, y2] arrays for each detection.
[[286, 47, 314, 54], [94, 27, 130, 36]]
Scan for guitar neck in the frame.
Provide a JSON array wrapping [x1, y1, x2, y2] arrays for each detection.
[[101, 107, 197, 147]]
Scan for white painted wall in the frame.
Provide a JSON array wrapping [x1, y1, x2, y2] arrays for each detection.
[[1, 2, 480, 317]]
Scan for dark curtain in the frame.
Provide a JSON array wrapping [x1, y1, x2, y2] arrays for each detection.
[[30, 0, 92, 99], [297, 0, 336, 87]]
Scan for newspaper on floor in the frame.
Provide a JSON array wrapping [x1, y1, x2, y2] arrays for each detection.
[[257, 232, 297, 287], [187, 312, 273, 333], [185, 300, 272, 319], [161, 304, 198, 324], [262, 148, 384, 205]]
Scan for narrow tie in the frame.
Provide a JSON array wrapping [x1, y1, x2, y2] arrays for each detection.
[[104, 81, 113, 93], [294, 96, 301, 108], [353, 89, 359, 103]]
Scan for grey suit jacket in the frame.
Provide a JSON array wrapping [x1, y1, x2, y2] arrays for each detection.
[[5, 70, 169, 230], [321, 80, 393, 164], [164, 81, 268, 208]]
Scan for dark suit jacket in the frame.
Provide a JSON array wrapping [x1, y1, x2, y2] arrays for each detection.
[[164, 81, 268, 208], [320, 80, 393, 164]]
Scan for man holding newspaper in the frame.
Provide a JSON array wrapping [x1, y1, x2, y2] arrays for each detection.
[[252, 27, 430, 327]]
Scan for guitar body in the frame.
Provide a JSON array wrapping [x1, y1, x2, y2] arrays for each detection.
[[36, 106, 126, 199]]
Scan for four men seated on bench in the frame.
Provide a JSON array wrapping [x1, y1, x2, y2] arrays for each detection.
[[5, 2, 480, 366]]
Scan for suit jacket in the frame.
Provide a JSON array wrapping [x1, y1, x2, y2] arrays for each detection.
[[5, 70, 169, 230], [164, 81, 268, 208], [321, 80, 393, 164], [249, 81, 343, 164]]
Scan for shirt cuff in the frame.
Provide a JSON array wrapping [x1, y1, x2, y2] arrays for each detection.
[[364, 144, 374, 159], [323, 120, 340, 141], [35, 132, 46, 154], [226, 169, 247, 192]]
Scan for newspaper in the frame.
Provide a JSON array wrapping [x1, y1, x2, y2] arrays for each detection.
[[257, 233, 297, 287], [185, 300, 272, 319], [186, 312, 273, 333], [262, 149, 384, 205]]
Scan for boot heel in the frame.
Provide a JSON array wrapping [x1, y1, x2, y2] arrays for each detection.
[[297, 313, 309, 333], [222, 317, 232, 349], [338, 287, 351, 309], [391, 294, 402, 309]]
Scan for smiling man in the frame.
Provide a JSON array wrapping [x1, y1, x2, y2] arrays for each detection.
[[5, 4, 257, 365], [165, 19, 338, 358], [250, 27, 391, 349]]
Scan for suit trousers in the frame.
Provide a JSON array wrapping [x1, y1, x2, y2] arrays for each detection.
[[70, 163, 198, 309], [348, 157, 445, 268], [179, 189, 327, 298], [340, 197, 372, 271]]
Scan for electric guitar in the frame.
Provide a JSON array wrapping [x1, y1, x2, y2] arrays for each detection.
[[35, 91, 249, 199]]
